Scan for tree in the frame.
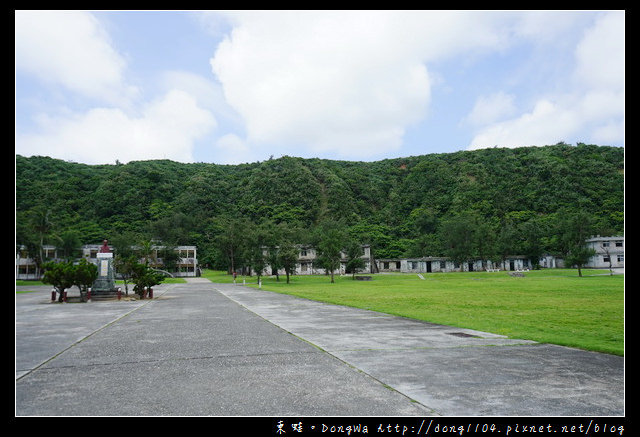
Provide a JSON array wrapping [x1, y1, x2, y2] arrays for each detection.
[[74, 258, 98, 301], [42, 261, 75, 302], [131, 262, 166, 298], [114, 254, 138, 296], [42, 259, 99, 302], [278, 241, 299, 284], [216, 217, 251, 275], [315, 222, 345, 283], [158, 245, 180, 274], [137, 240, 157, 266], [266, 246, 282, 280], [565, 245, 596, 277], [344, 240, 365, 279], [57, 230, 82, 260], [470, 216, 497, 271], [440, 214, 476, 268], [22, 207, 54, 278], [557, 210, 597, 277], [248, 246, 267, 284]]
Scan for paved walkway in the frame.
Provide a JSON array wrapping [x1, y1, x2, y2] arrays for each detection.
[[16, 280, 624, 417]]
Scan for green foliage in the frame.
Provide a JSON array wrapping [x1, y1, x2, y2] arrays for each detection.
[[42, 261, 75, 300], [16, 144, 624, 273], [278, 241, 299, 284], [74, 258, 98, 296], [130, 263, 166, 297], [113, 254, 138, 295], [41, 259, 98, 302], [344, 240, 366, 278], [314, 221, 346, 283]]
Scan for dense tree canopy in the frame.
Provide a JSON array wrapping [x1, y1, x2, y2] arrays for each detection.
[[16, 143, 624, 270]]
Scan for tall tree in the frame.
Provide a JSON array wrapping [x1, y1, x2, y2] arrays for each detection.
[[74, 258, 98, 301], [315, 222, 345, 283], [344, 240, 366, 279], [558, 210, 597, 276], [215, 217, 251, 275], [278, 241, 299, 284], [439, 214, 476, 268]]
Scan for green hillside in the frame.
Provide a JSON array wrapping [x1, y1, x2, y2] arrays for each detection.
[[16, 143, 624, 269]]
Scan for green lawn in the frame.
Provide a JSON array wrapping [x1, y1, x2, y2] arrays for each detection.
[[203, 269, 624, 356]]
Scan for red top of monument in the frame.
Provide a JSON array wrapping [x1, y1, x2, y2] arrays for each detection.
[[99, 239, 111, 253]]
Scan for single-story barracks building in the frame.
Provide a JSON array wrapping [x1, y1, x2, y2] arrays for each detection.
[[261, 245, 527, 276], [260, 236, 624, 276], [16, 243, 198, 280], [375, 236, 623, 274]]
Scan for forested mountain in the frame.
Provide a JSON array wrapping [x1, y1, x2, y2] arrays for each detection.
[[16, 143, 624, 269]]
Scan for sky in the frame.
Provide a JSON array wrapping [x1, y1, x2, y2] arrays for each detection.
[[15, 10, 625, 166]]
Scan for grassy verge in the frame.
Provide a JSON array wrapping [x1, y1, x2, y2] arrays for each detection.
[[203, 269, 624, 356]]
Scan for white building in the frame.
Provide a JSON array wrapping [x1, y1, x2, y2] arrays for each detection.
[[585, 236, 624, 270], [261, 244, 373, 276], [377, 256, 532, 273], [15, 244, 198, 280]]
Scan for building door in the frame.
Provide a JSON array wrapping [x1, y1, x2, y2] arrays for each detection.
[[468, 262, 474, 272], [426, 261, 432, 273]]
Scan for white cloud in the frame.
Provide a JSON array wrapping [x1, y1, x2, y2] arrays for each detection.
[[17, 90, 216, 164], [213, 134, 252, 164], [15, 10, 137, 106], [468, 11, 624, 150], [209, 11, 438, 160], [208, 11, 623, 161], [16, 10, 624, 166], [159, 70, 242, 128], [468, 99, 580, 149], [15, 11, 218, 165], [465, 92, 516, 127], [573, 11, 625, 91]]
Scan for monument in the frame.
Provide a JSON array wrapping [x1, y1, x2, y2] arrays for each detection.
[[92, 240, 117, 294]]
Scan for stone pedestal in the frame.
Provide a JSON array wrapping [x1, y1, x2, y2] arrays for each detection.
[[92, 252, 116, 293]]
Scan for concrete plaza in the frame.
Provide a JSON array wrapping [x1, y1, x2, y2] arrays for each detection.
[[16, 279, 624, 417]]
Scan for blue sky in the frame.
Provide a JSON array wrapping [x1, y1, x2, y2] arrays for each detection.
[[15, 10, 625, 165]]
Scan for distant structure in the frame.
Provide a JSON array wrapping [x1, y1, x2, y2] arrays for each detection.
[[585, 236, 624, 269], [92, 239, 116, 294], [98, 239, 111, 253], [15, 243, 198, 280]]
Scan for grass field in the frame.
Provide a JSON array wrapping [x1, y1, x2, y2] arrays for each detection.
[[203, 269, 624, 356]]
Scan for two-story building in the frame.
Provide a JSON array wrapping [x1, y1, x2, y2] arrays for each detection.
[[585, 236, 624, 270], [15, 244, 199, 280], [261, 244, 373, 276]]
